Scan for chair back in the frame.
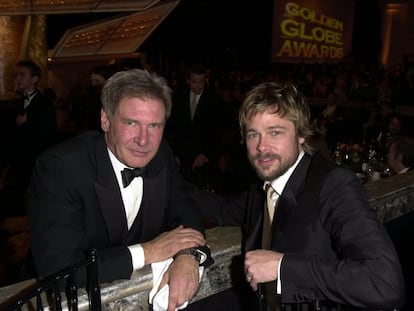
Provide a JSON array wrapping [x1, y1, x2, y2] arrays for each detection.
[[2, 249, 101, 311]]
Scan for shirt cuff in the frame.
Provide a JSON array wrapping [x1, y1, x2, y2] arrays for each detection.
[[128, 243, 145, 270], [277, 255, 283, 294]]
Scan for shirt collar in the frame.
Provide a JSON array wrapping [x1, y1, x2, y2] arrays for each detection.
[[24, 90, 37, 100], [191, 90, 203, 98], [107, 148, 130, 188], [264, 151, 305, 195]]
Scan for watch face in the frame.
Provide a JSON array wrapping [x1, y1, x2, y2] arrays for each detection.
[[192, 250, 202, 262], [175, 246, 213, 266]]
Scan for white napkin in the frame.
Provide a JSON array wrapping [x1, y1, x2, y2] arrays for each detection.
[[149, 258, 204, 311]]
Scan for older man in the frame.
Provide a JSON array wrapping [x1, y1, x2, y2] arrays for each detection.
[[28, 69, 211, 311]]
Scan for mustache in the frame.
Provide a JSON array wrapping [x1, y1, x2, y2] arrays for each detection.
[[255, 153, 281, 161]]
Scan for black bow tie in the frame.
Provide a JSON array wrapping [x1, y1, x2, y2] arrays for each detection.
[[121, 167, 145, 188]]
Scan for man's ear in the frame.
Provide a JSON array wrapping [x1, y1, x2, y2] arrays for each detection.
[[32, 75, 40, 85], [101, 109, 109, 132]]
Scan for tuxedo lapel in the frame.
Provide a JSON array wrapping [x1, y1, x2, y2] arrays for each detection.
[[192, 91, 207, 122], [245, 155, 313, 251], [93, 135, 128, 246], [184, 91, 192, 121], [271, 154, 312, 248], [271, 187, 297, 246], [126, 141, 168, 243]]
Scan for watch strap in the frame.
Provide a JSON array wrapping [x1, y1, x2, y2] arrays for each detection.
[[174, 245, 214, 267]]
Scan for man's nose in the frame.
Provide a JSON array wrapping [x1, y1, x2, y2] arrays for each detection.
[[134, 126, 148, 145], [257, 136, 269, 152]]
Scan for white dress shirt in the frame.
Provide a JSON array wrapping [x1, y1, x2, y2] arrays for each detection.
[[23, 90, 37, 109], [263, 151, 304, 294], [108, 149, 145, 270], [190, 91, 200, 120]]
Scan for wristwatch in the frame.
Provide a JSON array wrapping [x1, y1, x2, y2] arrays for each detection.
[[175, 248, 202, 263], [174, 245, 213, 266]]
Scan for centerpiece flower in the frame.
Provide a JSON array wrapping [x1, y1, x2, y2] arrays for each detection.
[[334, 142, 366, 172]]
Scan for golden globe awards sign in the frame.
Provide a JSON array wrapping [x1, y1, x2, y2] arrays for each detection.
[[272, 0, 355, 63]]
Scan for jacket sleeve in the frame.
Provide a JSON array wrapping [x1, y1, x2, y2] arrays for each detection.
[[192, 184, 250, 227]]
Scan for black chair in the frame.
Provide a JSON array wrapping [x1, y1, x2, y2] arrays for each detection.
[[2, 249, 101, 311]]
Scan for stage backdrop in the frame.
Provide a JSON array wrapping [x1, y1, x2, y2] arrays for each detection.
[[272, 0, 355, 64]]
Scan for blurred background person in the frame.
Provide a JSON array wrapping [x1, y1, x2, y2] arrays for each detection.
[[13, 60, 58, 183], [376, 112, 407, 153], [0, 61, 58, 282], [386, 135, 414, 175], [166, 63, 225, 189], [0, 60, 57, 214], [72, 64, 118, 132]]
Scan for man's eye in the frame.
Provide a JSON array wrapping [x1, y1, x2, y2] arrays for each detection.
[[126, 120, 136, 126], [270, 131, 281, 136], [148, 123, 163, 129], [246, 133, 259, 140]]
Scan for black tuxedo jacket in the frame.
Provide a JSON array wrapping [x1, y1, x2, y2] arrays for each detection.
[[28, 131, 205, 283], [166, 88, 224, 167], [195, 153, 404, 310]]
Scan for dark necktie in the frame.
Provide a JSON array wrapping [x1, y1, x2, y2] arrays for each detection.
[[121, 167, 145, 188]]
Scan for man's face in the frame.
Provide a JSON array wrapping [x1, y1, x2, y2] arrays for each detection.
[[245, 110, 304, 181], [188, 73, 206, 95], [388, 117, 402, 134], [101, 97, 166, 168], [15, 66, 38, 93]]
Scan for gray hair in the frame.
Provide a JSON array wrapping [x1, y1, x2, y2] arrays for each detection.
[[101, 69, 172, 120]]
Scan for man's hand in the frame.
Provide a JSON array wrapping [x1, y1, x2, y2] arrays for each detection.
[[244, 249, 283, 291], [158, 255, 200, 311], [16, 113, 27, 126], [142, 225, 205, 265], [192, 154, 209, 169]]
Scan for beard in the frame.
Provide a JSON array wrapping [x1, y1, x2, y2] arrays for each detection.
[[248, 149, 299, 181]]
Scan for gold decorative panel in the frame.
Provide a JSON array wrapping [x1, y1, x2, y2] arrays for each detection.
[[0, 0, 161, 15], [49, 1, 179, 61]]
